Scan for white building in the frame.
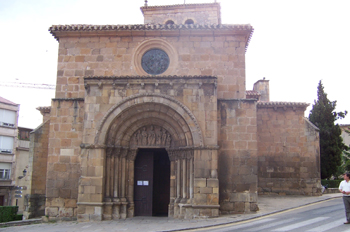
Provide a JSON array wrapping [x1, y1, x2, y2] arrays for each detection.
[[0, 96, 19, 206]]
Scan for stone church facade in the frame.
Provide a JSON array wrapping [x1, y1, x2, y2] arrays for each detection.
[[27, 2, 321, 221]]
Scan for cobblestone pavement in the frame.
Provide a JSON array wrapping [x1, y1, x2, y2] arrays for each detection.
[[0, 193, 342, 232]]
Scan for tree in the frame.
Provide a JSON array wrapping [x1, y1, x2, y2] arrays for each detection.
[[308, 80, 347, 179]]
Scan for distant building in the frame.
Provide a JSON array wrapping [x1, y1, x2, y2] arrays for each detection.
[[340, 124, 350, 147], [28, 2, 321, 221], [14, 127, 32, 214], [0, 96, 19, 206]]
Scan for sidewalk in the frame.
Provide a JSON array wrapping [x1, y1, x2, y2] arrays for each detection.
[[0, 193, 342, 232]]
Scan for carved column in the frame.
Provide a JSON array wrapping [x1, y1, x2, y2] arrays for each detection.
[[105, 148, 113, 199], [168, 150, 176, 217], [113, 148, 120, 198], [103, 147, 113, 219], [127, 149, 137, 218], [112, 147, 121, 220], [176, 153, 181, 200], [182, 153, 187, 200], [189, 151, 194, 199], [110, 153, 115, 197], [120, 148, 128, 219]]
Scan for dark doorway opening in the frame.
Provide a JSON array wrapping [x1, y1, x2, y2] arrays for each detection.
[[134, 148, 170, 216]]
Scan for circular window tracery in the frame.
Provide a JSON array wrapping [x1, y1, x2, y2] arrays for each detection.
[[141, 49, 170, 75], [132, 39, 178, 76]]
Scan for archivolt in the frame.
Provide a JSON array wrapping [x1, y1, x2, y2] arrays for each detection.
[[95, 93, 204, 147]]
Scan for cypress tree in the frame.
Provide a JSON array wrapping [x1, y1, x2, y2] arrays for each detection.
[[308, 80, 347, 179]]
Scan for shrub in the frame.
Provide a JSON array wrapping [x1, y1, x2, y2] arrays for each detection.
[[0, 206, 18, 223], [321, 179, 342, 188], [14, 214, 23, 221]]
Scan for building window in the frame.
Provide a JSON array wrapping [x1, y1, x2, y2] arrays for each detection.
[[0, 136, 14, 154], [0, 169, 10, 179], [0, 163, 11, 179], [185, 19, 194, 24], [0, 109, 15, 128], [19, 129, 31, 141], [165, 20, 174, 25]]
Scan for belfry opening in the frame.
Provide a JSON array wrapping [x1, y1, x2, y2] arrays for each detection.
[[134, 148, 170, 216]]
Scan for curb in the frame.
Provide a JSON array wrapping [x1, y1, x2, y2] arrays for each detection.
[[0, 218, 42, 228]]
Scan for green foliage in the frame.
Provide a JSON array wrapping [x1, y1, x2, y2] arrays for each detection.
[[308, 80, 347, 179], [321, 179, 342, 188], [0, 206, 18, 223], [14, 214, 23, 221]]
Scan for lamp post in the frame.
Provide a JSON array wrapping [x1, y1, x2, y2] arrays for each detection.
[[18, 169, 27, 179]]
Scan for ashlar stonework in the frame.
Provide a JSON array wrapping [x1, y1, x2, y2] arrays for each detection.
[[27, 2, 321, 221]]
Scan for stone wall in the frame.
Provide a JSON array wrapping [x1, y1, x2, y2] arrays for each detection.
[[218, 99, 258, 214], [45, 99, 84, 220], [24, 119, 50, 219], [257, 106, 321, 196], [55, 34, 247, 100]]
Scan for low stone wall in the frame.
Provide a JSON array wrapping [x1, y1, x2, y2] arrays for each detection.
[[323, 188, 339, 194]]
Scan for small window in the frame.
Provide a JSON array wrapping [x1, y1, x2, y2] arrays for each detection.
[[0, 109, 16, 127], [0, 136, 14, 154], [165, 20, 175, 25], [19, 130, 30, 141], [0, 169, 10, 179], [0, 163, 11, 179], [185, 19, 194, 24]]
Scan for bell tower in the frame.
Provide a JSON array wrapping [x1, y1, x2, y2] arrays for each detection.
[[140, 1, 221, 25]]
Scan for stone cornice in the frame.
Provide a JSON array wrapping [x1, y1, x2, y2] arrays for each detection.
[[84, 75, 217, 88], [36, 106, 51, 113], [52, 98, 84, 101], [257, 101, 309, 110], [49, 24, 253, 51], [84, 75, 217, 80], [218, 98, 257, 102]]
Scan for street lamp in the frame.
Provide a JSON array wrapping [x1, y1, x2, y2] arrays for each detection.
[[18, 169, 27, 179]]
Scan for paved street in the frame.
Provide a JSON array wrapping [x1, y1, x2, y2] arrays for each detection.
[[189, 198, 350, 232], [0, 193, 344, 232]]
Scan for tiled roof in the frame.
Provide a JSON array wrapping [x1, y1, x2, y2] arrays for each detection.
[[257, 101, 309, 108], [141, 3, 220, 9], [49, 24, 254, 51], [49, 23, 252, 33], [246, 90, 260, 96], [0, 96, 17, 106]]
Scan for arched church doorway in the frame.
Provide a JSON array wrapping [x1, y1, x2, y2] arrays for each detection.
[[134, 148, 170, 216]]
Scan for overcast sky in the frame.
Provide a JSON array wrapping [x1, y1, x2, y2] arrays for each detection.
[[0, 0, 349, 128]]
